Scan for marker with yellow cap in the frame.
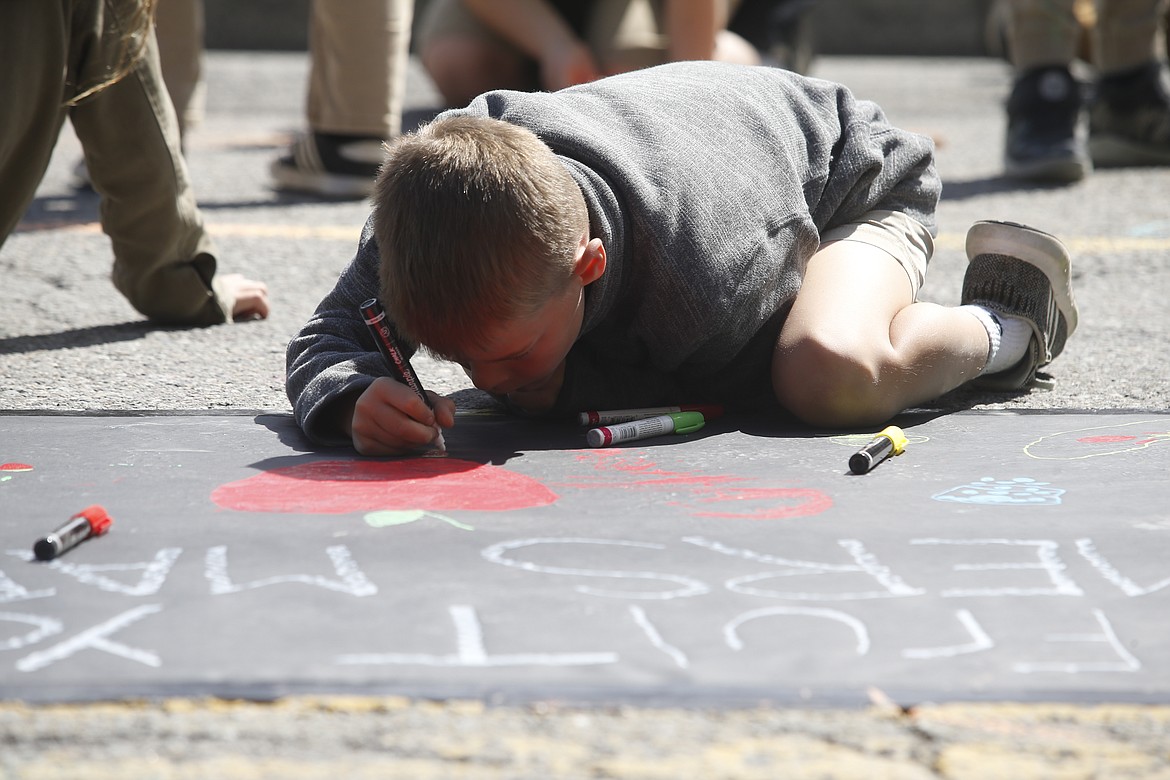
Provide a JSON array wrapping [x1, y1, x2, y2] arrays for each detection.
[[848, 425, 908, 474]]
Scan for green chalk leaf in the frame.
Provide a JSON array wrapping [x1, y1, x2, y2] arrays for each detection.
[[364, 509, 474, 531]]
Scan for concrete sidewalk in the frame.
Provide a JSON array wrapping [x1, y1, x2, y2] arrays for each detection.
[[4, 697, 1169, 779]]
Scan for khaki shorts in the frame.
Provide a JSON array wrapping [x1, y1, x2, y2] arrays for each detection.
[[820, 210, 935, 298]]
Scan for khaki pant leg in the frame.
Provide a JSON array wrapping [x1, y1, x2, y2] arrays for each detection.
[[1007, 0, 1082, 69], [155, 0, 206, 135], [0, 1, 71, 248], [307, 0, 414, 137], [71, 0, 225, 324], [1093, 0, 1167, 71]]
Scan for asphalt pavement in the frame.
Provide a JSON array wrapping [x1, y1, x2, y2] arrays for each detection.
[[2, 52, 1169, 778]]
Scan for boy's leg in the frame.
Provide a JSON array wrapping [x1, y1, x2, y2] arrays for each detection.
[[961, 220, 1078, 389], [774, 218, 1078, 428], [772, 226, 989, 428]]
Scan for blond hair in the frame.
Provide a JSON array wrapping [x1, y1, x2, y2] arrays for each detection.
[[372, 114, 588, 358]]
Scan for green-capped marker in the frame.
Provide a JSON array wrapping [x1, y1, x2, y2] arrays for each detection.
[[586, 411, 706, 447]]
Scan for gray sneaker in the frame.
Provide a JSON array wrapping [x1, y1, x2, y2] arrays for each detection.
[[962, 220, 1079, 391]]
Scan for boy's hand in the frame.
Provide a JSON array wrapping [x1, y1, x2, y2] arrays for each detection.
[[344, 377, 455, 456]]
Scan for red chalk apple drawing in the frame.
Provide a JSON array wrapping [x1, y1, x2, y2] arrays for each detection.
[[211, 458, 559, 529], [561, 451, 833, 520], [211, 449, 834, 526]]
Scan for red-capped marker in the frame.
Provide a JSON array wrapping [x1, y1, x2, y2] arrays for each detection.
[[360, 298, 446, 453], [33, 506, 113, 561], [586, 412, 706, 447]]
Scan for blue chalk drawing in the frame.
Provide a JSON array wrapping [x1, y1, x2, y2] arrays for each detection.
[[1129, 220, 1170, 237], [932, 477, 1064, 506]]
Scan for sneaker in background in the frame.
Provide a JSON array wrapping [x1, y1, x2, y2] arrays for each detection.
[[1004, 65, 1091, 183], [269, 132, 386, 199], [962, 220, 1079, 391], [1089, 61, 1170, 167]]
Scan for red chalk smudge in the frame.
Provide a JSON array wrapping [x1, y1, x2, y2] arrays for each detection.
[[211, 458, 558, 514], [1077, 435, 1139, 444], [670, 487, 833, 520], [565, 450, 832, 521], [0, 463, 33, 472]]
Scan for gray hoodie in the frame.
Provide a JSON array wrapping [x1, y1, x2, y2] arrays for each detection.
[[286, 61, 940, 444]]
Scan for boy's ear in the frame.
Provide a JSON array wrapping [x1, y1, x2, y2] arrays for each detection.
[[572, 238, 607, 285]]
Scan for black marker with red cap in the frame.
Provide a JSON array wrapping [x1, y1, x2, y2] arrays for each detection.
[[33, 505, 113, 561], [360, 297, 446, 452]]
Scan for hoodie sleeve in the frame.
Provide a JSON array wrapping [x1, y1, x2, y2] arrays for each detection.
[[285, 217, 406, 446]]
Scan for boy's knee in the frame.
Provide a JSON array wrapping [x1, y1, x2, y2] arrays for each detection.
[[772, 335, 893, 428]]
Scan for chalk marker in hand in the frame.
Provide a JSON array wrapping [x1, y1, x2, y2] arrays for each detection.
[[587, 412, 706, 447], [33, 505, 113, 561], [360, 298, 446, 452], [848, 425, 908, 474]]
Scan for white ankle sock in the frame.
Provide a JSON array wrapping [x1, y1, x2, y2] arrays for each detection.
[[961, 304, 1033, 374]]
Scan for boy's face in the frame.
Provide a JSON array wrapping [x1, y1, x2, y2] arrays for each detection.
[[455, 236, 606, 405]]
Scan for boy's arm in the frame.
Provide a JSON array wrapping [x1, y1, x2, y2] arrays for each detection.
[[285, 221, 399, 445]]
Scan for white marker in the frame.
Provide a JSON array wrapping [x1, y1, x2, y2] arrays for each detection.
[[586, 412, 706, 448]]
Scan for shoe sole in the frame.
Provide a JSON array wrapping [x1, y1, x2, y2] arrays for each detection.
[[269, 159, 376, 199], [965, 220, 1079, 338], [1089, 135, 1170, 167]]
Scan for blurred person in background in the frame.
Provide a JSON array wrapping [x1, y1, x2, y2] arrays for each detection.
[[1000, 0, 1170, 182], [2, 0, 269, 325], [77, 0, 413, 199], [417, 0, 762, 108]]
